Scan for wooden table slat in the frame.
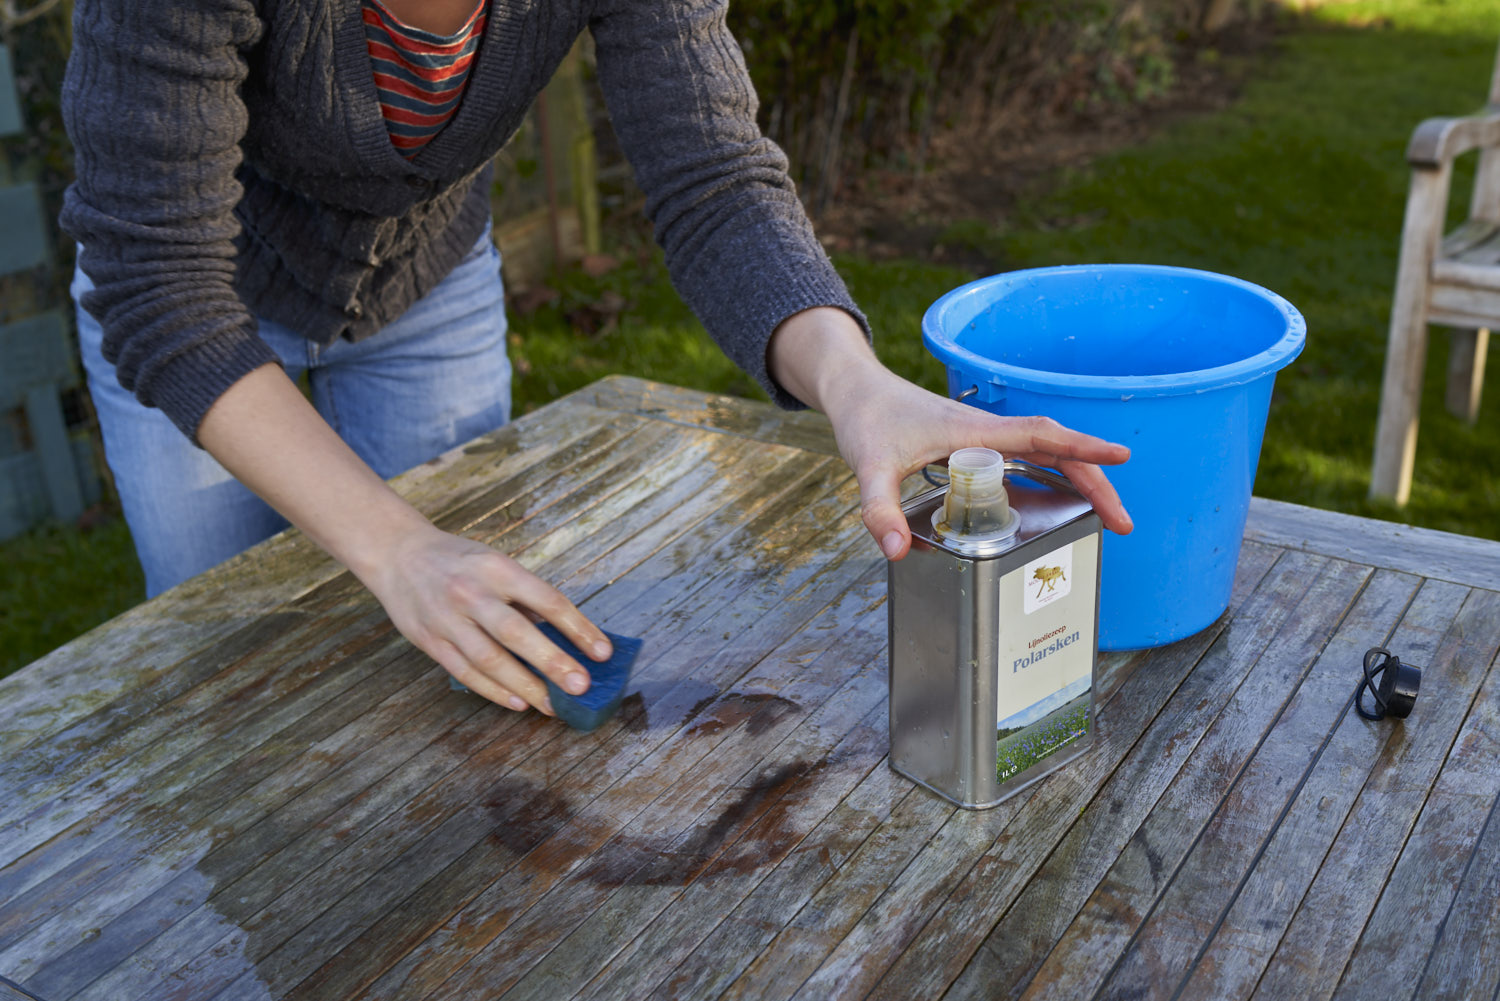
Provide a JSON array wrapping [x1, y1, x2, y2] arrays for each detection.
[[0, 416, 697, 880], [582, 378, 842, 458], [0, 611, 410, 927], [1412, 739, 1500, 1001], [60, 435, 870, 1001], [406, 560, 891, 1001], [652, 760, 920, 1001], [567, 697, 895, 1001], [5, 414, 762, 996], [932, 559, 1407, 1001], [2, 376, 1497, 1001], [572, 453, 848, 628], [784, 543, 1287, 1001], [0, 975, 46, 1001], [1333, 620, 1500, 1001], [1076, 557, 1378, 1000], [1089, 565, 1420, 1000], [0, 395, 634, 760], [476, 422, 723, 571], [430, 411, 652, 534], [17, 670, 486, 1000], [155, 513, 881, 1000], [70, 684, 542, 1001], [1168, 568, 1427, 1001], [0, 628, 416, 963], [896, 541, 1282, 1001], [897, 550, 1344, 1001], [1250, 586, 1500, 1001], [500, 432, 780, 583], [498, 642, 896, 1001]]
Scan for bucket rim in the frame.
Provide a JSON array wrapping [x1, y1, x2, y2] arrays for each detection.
[[922, 264, 1307, 399]]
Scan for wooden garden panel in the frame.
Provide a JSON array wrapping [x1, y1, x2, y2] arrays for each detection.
[[0, 45, 23, 138]]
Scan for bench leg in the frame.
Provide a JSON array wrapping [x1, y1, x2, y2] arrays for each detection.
[[1444, 327, 1488, 424], [1371, 164, 1452, 506], [1371, 312, 1429, 506]]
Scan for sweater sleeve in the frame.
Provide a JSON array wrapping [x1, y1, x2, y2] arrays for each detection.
[[60, 0, 280, 441], [588, 0, 870, 410]]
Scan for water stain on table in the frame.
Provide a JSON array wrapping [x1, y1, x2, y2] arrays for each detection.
[[483, 690, 814, 888]]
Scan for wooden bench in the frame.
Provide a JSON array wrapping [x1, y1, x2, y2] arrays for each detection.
[[1370, 40, 1500, 504]]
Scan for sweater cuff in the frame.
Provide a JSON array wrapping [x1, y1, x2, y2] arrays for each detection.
[[750, 275, 872, 411], [146, 332, 284, 443], [673, 225, 872, 412]]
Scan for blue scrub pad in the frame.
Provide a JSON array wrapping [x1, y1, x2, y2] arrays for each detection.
[[449, 624, 643, 732]]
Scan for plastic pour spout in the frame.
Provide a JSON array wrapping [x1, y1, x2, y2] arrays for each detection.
[[934, 447, 1017, 542]]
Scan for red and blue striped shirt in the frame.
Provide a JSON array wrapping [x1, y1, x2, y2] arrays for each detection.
[[363, 0, 488, 158]]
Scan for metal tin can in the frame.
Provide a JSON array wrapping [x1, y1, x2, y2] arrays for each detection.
[[888, 459, 1101, 809]]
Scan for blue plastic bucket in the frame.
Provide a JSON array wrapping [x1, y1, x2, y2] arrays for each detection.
[[923, 264, 1306, 650]]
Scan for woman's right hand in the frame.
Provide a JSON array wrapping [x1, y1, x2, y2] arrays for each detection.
[[197, 363, 611, 715], [364, 523, 614, 714]]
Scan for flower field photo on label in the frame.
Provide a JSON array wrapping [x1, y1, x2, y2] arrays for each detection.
[[996, 693, 1090, 783]]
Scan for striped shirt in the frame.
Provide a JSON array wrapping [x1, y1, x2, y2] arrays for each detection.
[[362, 0, 488, 158]]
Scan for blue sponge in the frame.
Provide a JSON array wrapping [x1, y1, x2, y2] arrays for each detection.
[[449, 623, 643, 732]]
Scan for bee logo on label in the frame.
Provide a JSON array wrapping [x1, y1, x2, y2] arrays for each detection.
[[1032, 565, 1066, 597], [1024, 543, 1074, 614]]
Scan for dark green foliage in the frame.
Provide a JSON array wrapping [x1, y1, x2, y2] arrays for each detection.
[[727, 0, 1209, 205]]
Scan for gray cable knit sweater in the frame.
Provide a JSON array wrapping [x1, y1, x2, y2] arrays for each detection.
[[60, 0, 867, 439]]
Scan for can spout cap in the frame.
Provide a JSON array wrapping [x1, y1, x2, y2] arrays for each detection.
[[934, 447, 1018, 541]]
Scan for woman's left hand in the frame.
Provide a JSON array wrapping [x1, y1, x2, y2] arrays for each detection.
[[767, 307, 1133, 561], [828, 364, 1133, 560]]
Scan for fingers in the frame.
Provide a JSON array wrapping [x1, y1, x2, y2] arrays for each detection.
[[445, 557, 612, 710], [944, 411, 1133, 534], [414, 609, 557, 713], [503, 571, 612, 663], [376, 531, 615, 715], [1052, 459, 1134, 535], [831, 373, 1137, 558], [857, 464, 910, 560], [994, 414, 1130, 467], [466, 592, 591, 700], [426, 634, 536, 713]]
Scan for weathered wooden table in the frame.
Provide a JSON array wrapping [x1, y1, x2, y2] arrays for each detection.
[[2, 376, 1498, 1001]]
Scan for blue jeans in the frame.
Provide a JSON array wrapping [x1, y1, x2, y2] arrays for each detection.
[[74, 233, 513, 597]]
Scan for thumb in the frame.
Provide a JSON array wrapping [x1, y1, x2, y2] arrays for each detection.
[[857, 465, 910, 561]]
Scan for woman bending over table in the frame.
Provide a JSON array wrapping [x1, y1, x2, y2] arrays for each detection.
[[61, 0, 1132, 716]]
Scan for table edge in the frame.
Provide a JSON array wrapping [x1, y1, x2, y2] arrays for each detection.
[[1245, 496, 1500, 592]]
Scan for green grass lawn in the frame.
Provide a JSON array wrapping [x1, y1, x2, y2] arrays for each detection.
[[511, 0, 1500, 538], [4, 0, 1496, 679], [503, 239, 969, 413], [0, 515, 145, 676], [979, 1, 1500, 535]]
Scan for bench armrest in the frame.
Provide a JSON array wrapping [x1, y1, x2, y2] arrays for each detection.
[[1407, 108, 1500, 167]]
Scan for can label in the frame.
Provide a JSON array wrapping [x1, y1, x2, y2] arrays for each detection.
[[995, 534, 1098, 783]]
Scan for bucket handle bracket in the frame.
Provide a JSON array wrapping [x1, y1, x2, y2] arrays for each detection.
[[951, 382, 1006, 407]]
